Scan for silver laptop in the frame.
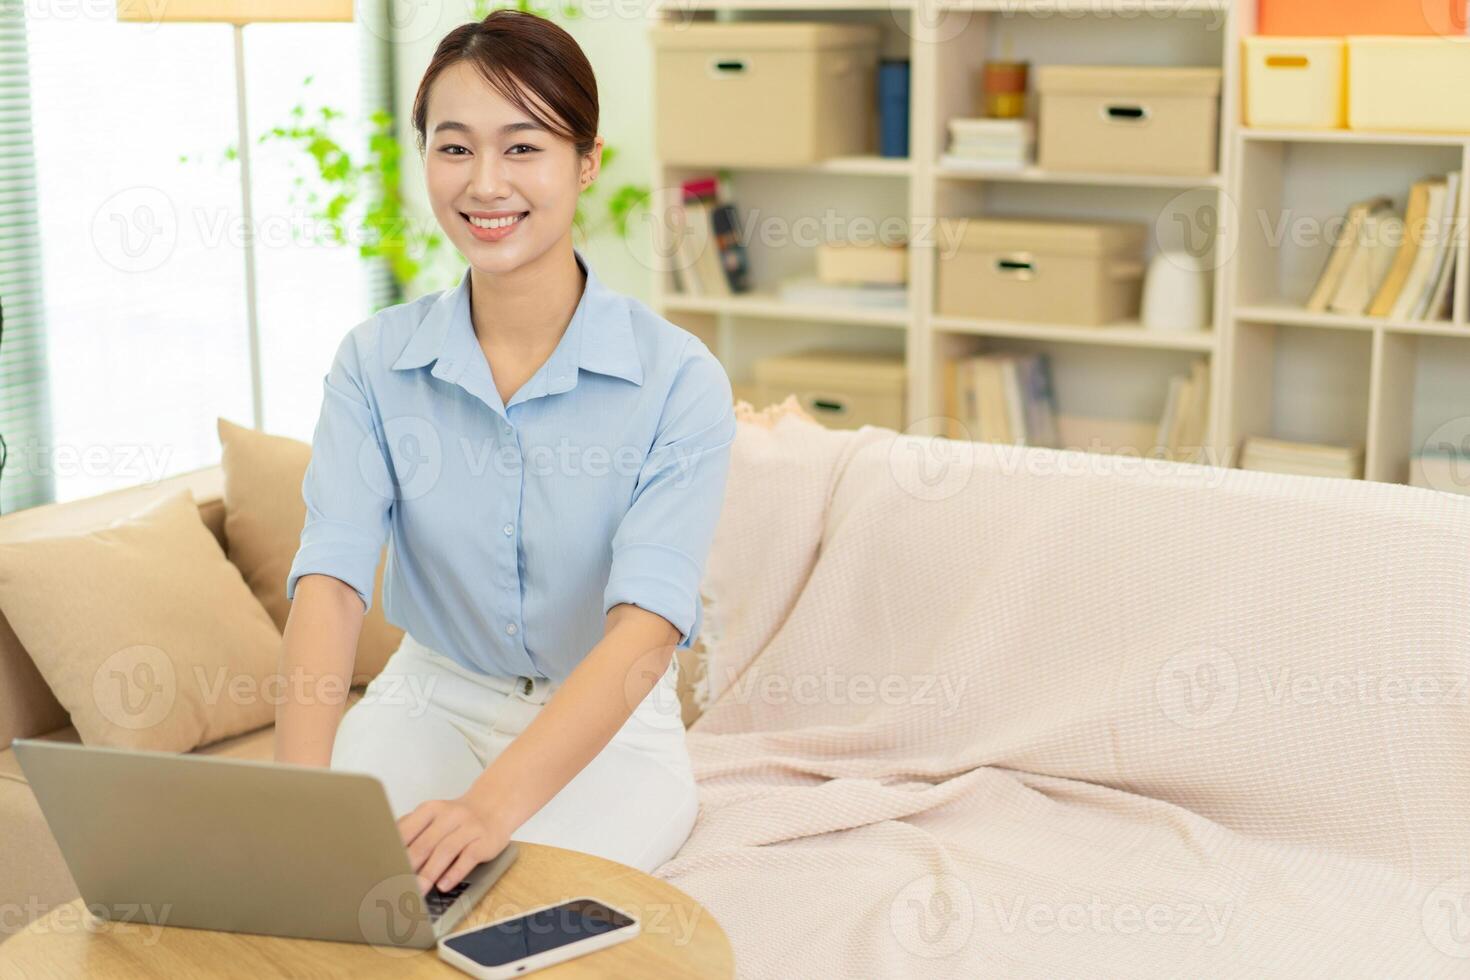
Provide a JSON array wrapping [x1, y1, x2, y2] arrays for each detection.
[[12, 738, 519, 949]]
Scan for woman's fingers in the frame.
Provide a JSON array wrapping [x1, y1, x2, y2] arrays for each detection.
[[418, 823, 477, 893], [436, 841, 493, 893]]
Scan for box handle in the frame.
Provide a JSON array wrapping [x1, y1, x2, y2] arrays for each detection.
[[1101, 103, 1150, 124], [1264, 55, 1311, 70], [800, 392, 850, 418], [995, 253, 1037, 281], [708, 58, 748, 78]]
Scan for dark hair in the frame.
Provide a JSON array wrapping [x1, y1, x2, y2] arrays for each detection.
[[411, 10, 599, 160]]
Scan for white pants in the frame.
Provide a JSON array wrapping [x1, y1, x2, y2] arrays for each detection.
[[329, 632, 700, 873]]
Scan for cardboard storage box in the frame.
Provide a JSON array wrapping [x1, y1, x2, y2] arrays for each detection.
[[652, 22, 879, 167], [816, 241, 908, 285], [754, 348, 906, 431], [1348, 37, 1470, 133], [1035, 66, 1222, 176], [935, 217, 1147, 325], [1243, 37, 1346, 129], [1258, 0, 1465, 37]]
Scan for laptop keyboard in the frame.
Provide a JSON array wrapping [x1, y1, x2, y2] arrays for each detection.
[[424, 878, 473, 919]]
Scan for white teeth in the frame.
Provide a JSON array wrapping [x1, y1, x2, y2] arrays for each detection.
[[467, 212, 525, 229]]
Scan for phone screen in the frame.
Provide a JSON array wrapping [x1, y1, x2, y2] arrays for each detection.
[[443, 898, 636, 967]]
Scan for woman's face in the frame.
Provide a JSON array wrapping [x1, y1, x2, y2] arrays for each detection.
[[423, 60, 600, 274]]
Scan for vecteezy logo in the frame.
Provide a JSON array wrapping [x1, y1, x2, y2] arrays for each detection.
[[359, 416, 442, 501], [1417, 416, 1470, 493], [889, 873, 974, 960], [92, 645, 177, 732], [359, 0, 443, 45], [1155, 186, 1239, 273], [91, 186, 178, 274], [1156, 645, 1239, 729], [1423, 873, 1470, 959], [358, 873, 431, 957], [887, 418, 976, 502]]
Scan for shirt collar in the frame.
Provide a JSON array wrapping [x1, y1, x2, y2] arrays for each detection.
[[389, 246, 644, 396]]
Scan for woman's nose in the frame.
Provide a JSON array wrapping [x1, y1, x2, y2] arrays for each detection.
[[469, 153, 513, 201]]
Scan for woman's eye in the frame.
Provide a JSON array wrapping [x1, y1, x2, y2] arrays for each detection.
[[439, 145, 467, 156], [508, 144, 539, 155]]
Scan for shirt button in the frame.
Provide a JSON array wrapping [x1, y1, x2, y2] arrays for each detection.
[[505, 623, 518, 636], [503, 522, 514, 535]]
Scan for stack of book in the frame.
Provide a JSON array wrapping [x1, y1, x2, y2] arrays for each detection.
[[942, 352, 1058, 446], [670, 175, 750, 297], [939, 118, 1034, 171], [1239, 436, 1364, 479], [775, 276, 907, 309], [1155, 358, 1210, 463], [1305, 173, 1461, 321]]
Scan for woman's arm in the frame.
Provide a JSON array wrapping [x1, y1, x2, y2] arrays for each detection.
[[272, 573, 365, 767], [398, 603, 679, 893]]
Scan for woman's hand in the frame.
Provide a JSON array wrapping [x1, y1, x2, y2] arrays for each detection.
[[397, 795, 513, 895]]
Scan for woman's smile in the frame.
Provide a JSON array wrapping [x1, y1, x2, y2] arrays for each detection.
[[462, 209, 529, 242]]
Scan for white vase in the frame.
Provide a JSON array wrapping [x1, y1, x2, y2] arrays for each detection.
[[1141, 250, 1213, 332]]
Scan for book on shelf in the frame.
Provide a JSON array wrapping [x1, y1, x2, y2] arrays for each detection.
[[1305, 196, 1392, 313], [1239, 436, 1364, 480], [1327, 205, 1397, 316], [670, 175, 749, 297], [1407, 170, 1459, 321], [775, 276, 908, 310], [1154, 357, 1210, 463], [942, 352, 1058, 447], [1302, 174, 1462, 322]]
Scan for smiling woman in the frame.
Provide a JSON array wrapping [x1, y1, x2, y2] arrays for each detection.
[[274, 9, 736, 898]]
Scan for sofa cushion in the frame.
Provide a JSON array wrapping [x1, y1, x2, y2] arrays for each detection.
[[218, 417, 403, 685], [0, 489, 283, 752], [0, 467, 225, 752]]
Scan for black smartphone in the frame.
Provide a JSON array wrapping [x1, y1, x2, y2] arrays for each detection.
[[437, 896, 640, 978]]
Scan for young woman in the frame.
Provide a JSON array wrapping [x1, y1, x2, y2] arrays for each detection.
[[272, 11, 734, 896]]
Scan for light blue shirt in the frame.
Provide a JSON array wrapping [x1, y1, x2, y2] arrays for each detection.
[[285, 247, 736, 682]]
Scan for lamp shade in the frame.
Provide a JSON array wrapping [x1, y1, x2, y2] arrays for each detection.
[[117, 0, 353, 24]]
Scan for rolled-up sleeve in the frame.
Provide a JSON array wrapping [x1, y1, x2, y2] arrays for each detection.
[[603, 339, 735, 650], [285, 327, 392, 614]]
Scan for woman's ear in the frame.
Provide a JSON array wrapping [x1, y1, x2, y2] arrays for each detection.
[[579, 135, 605, 188]]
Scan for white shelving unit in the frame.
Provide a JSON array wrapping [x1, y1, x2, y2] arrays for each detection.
[[647, 0, 1470, 488]]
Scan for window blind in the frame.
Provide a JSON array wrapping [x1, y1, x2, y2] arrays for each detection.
[[0, 9, 53, 512]]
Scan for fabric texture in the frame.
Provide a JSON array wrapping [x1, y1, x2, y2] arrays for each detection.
[[0, 489, 283, 752], [331, 631, 697, 874], [655, 423, 1470, 977], [284, 246, 735, 681], [217, 417, 403, 685]]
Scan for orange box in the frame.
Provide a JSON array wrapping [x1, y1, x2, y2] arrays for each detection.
[[1258, 0, 1466, 37]]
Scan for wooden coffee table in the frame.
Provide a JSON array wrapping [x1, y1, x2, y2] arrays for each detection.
[[0, 842, 733, 978]]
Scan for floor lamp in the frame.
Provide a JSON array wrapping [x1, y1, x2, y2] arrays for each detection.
[[115, 1, 357, 431]]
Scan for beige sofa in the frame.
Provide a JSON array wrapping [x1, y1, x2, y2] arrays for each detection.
[[0, 465, 370, 944]]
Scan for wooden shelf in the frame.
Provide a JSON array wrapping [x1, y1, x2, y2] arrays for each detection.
[[662, 292, 911, 329], [1237, 305, 1470, 338], [649, 0, 1470, 493], [934, 315, 1217, 351], [935, 162, 1221, 189], [652, 0, 910, 10], [1240, 128, 1470, 148], [938, 0, 1226, 10]]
